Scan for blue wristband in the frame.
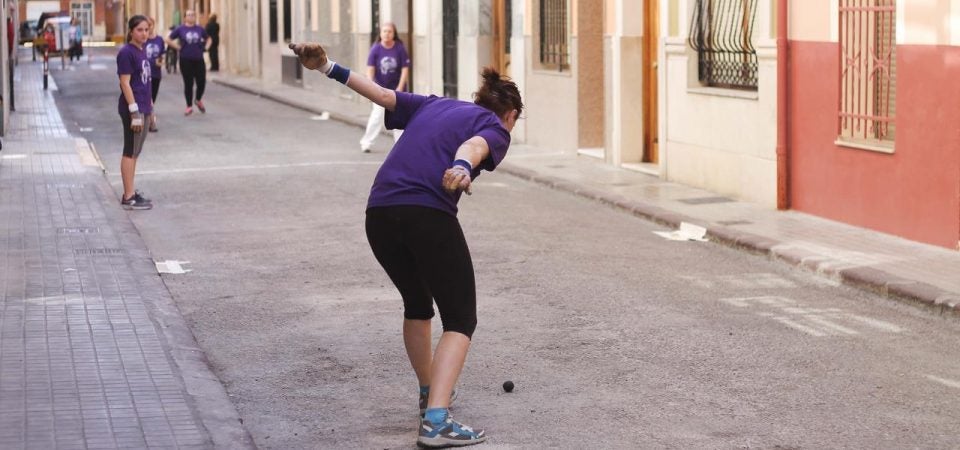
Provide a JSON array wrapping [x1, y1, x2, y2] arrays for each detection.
[[327, 63, 350, 84], [452, 159, 472, 172]]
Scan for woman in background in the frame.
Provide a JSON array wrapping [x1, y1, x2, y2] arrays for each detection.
[[359, 21, 410, 153], [144, 17, 165, 132]]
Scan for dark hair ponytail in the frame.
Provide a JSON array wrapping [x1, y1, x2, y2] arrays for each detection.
[[473, 67, 523, 120], [127, 15, 148, 43]]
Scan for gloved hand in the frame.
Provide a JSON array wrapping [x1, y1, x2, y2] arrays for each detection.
[[288, 43, 330, 72]]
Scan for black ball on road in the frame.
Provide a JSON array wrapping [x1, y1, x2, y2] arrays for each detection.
[[502, 381, 514, 392]]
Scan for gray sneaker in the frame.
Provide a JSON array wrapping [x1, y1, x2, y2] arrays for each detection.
[[419, 388, 458, 416], [121, 191, 153, 210], [417, 414, 486, 448]]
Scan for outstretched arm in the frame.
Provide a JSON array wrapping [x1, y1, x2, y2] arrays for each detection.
[[289, 43, 397, 111]]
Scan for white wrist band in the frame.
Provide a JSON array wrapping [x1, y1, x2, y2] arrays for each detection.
[[128, 103, 139, 113], [320, 60, 334, 74]]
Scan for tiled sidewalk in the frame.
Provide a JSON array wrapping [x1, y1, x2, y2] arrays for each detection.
[[213, 73, 960, 316], [1, 57, 251, 449]]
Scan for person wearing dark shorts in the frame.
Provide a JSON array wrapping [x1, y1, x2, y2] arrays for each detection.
[[144, 17, 165, 132], [117, 15, 154, 210], [167, 10, 210, 116], [290, 42, 523, 448]]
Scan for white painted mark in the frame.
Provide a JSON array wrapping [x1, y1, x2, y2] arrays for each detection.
[[838, 313, 903, 333], [681, 273, 796, 290], [804, 315, 859, 335], [156, 260, 192, 274], [310, 111, 330, 120], [720, 296, 796, 308], [925, 375, 960, 390], [79, 127, 94, 132], [721, 296, 903, 337], [89, 64, 108, 71], [136, 160, 383, 175], [1, 154, 26, 159], [770, 315, 828, 337]]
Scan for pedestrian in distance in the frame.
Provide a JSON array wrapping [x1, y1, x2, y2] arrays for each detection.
[[289, 42, 522, 448], [205, 13, 220, 72], [117, 15, 154, 210], [359, 21, 409, 153], [144, 17, 165, 132], [167, 9, 210, 116], [67, 17, 83, 62]]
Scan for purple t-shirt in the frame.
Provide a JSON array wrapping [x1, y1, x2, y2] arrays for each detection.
[[367, 91, 511, 216], [116, 43, 152, 115], [144, 36, 165, 79], [169, 25, 207, 61], [366, 41, 410, 90]]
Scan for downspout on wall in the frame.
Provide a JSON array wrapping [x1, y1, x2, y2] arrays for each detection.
[[776, 0, 789, 210]]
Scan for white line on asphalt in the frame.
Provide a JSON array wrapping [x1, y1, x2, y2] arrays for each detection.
[[135, 161, 383, 175], [925, 375, 960, 389], [839, 313, 903, 333], [804, 315, 859, 335], [769, 315, 828, 337]]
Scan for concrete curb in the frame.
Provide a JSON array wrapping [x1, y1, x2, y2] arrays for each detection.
[[215, 76, 960, 320], [497, 162, 960, 319]]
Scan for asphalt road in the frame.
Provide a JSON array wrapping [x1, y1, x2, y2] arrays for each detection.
[[51, 49, 960, 449]]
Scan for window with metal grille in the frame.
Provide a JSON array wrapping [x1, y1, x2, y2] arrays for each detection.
[[538, 0, 568, 71], [838, 0, 896, 147], [687, 0, 758, 90]]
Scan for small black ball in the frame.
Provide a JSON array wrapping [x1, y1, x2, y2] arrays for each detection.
[[502, 380, 514, 392]]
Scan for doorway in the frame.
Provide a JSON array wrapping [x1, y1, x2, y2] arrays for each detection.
[[642, 0, 660, 163]]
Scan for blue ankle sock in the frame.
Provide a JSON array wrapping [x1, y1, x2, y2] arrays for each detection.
[[419, 385, 430, 396], [424, 407, 448, 425]]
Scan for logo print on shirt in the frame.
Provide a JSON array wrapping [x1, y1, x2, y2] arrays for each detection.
[[379, 56, 397, 75], [146, 43, 160, 59], [185, 31, 201, 44], [140, 60, 152, 86]]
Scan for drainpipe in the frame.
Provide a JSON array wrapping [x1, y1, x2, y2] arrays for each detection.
[[776, 0, 789, 210]]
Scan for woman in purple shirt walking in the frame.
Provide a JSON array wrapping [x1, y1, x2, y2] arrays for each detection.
[[290, 42, 522, 448], [167, 10, 210, 115], [359, 22, 410, 152], [116, 15, 154, 210]]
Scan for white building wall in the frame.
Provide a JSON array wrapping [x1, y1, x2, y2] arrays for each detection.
[[660, 0, 778, 207], [521, 0, 578, 153]]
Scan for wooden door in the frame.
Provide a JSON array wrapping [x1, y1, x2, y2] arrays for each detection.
[[643, 0, 659, 163], [492, 0, 511, 76]]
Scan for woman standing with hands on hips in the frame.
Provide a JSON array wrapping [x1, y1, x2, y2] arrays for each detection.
[[167, 10, 210, 116], [117, 15, 154, 210], [359, 21, 409, 153], [289, 42, 522, 448], [144, 17, 165, 132]]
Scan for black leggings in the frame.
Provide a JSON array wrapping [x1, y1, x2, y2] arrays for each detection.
[[365, 206, 477, 338], [151, 77, 161, 103], [179, 58, 206, 106]]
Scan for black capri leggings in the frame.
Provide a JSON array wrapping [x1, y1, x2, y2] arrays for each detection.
[[179, 58, 206, 106], [365, 205, 478, 338]]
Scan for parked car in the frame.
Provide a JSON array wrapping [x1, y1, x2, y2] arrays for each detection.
[[19, 19, 38, 45]]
